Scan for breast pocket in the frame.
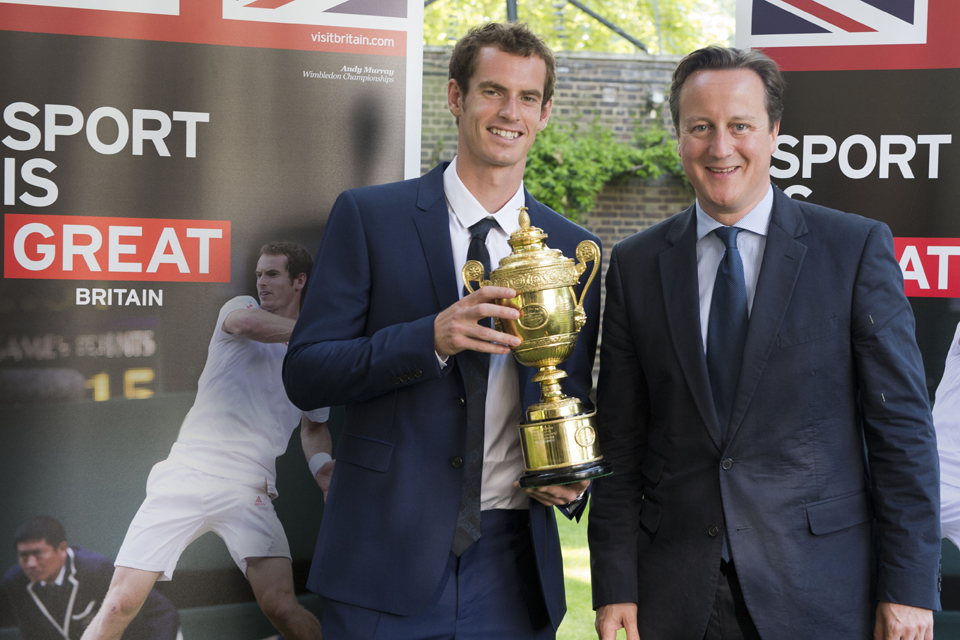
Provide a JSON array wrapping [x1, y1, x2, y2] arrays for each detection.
[[778, 316, 840, 350], [337, 433, 395, 472]]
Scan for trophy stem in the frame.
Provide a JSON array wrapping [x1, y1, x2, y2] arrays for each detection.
[[536, 367, 568, 404]]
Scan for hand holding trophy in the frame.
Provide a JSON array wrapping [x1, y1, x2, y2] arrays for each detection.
[[463, 207, 612, 487]]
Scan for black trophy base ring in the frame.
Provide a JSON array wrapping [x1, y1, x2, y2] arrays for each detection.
[[518, 459, 613, 489]]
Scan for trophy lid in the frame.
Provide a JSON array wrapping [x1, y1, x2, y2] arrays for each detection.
[[508, 207, 550, 252], [487, 206, 578, 288]]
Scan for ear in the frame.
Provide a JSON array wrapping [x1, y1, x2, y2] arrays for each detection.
[[447, 78, 464, 119], [769, 120, 781, 154], [294, 272, 307, 292], [537, 98, 553, 131]]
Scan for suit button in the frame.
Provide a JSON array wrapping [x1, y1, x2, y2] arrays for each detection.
[[392, 376, 402, 384], [451, 456, 463, 468], [459, 396, 466, 406], [708, 526, 719, 537], [414, 369, 422, 378], [721, 458, 733, 470]]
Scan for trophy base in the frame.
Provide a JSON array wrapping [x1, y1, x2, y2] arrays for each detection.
[[518, 459, 614, 489]]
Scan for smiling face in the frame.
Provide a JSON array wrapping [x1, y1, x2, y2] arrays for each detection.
[[676, 68, 779, 224], [17, 539, 67, 584], [256, 253, 304, 318], [448, 46, 552, 184]]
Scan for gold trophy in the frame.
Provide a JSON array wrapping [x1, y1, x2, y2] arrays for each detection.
[[462, 207, 613, 488]]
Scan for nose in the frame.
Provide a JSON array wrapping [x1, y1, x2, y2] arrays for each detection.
[[709, 128, 734, 158], [499, 96, 520, 121]]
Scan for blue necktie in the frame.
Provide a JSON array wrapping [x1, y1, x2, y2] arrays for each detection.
[[707, 226, 748, 443], [452, 216, 499, 556], [708, 227, 747, 562]]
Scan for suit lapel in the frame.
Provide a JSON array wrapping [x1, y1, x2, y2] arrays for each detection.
[[413, 163, 460, 312], [725, 189, 808, 444], [660, 206, 723, 450], [26, 547, 80, 638]]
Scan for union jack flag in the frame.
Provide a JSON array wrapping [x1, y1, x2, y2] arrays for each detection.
[[737, 0, 927, 48], [225, 0, 407, 22], [0, 0, 177, 14]]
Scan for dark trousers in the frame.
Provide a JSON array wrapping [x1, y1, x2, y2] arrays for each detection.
[[322, 509, 554, 640], [703, 560, 762, 640]]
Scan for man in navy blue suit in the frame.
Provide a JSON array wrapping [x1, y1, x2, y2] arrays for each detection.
[[283, 22, 600, 640], [589, 47, 940, 640]]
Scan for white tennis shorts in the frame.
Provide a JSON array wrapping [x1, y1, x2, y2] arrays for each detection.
[[115, 460, 291, 580]]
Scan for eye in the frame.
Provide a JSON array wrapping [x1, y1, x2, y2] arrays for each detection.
[[733, 123, 748, 131], [692, 124, 708, 132]]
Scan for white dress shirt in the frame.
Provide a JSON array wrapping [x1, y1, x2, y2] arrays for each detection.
[[696, 184, 774, 352], [935, 321, 960, 487], [442, 157, 528, 511]]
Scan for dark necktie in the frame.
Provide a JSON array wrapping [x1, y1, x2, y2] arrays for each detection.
[[451, 216, 499, 556], [707, 226, 748, 563], [707, 226, 748, 442]]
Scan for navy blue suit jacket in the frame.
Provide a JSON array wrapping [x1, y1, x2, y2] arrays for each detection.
[[283, 162, 600, 629], [589, 186, 940, 639]]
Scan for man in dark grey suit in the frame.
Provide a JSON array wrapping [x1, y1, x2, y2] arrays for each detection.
[[589, 47, 940, 640]]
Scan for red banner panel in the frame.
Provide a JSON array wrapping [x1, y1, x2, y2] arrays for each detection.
[[0, 0, 406, 57], [4, 213, 231, 282], [895, 237, 960, 298]]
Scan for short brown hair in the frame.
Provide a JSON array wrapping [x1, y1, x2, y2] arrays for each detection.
[[449, 22, 556, 109], [670, 47, 785, 132], [260, 242, 313, 287]]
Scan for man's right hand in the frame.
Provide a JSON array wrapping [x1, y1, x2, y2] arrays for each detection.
[[434, 286, 522, 356], [596, 603, 640, 640], [315, 460, 335, 503]]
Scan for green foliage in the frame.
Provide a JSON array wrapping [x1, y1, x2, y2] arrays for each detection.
[[523, 124, 685, 221], [424, 0, 735, 55]]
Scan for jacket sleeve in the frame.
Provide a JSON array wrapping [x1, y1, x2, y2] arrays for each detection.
[[853, 222, 941, 610], [588, 245, 649, 608], [283, 190, 445, 411]]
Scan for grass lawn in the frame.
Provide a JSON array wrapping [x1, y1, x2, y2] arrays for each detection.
[[556, 504, 597, 640]]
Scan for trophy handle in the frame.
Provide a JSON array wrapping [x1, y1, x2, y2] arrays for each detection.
[[462, 260, 488, 294], [574, 240, 601, 310]]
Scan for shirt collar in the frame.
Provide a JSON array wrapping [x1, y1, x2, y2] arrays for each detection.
[[696, 184, 774, 240], [40, 562, 66, 588], [443, 156, 524, 235]]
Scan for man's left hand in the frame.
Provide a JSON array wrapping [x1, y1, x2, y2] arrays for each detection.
[[874, 601, 933, 640], [515, 479, 590, 507]]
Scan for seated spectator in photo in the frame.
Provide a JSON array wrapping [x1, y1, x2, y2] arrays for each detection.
[[3, 516, 179, 640]]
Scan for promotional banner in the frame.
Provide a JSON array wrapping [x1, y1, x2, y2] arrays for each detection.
[[737, 0, 960, 393], [0, 0, 422, 632], [738, 0, 960, 612]]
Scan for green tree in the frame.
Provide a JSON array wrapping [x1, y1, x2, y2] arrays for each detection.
[[523, 125, 686, 221], [424, 0, 734, 55]]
